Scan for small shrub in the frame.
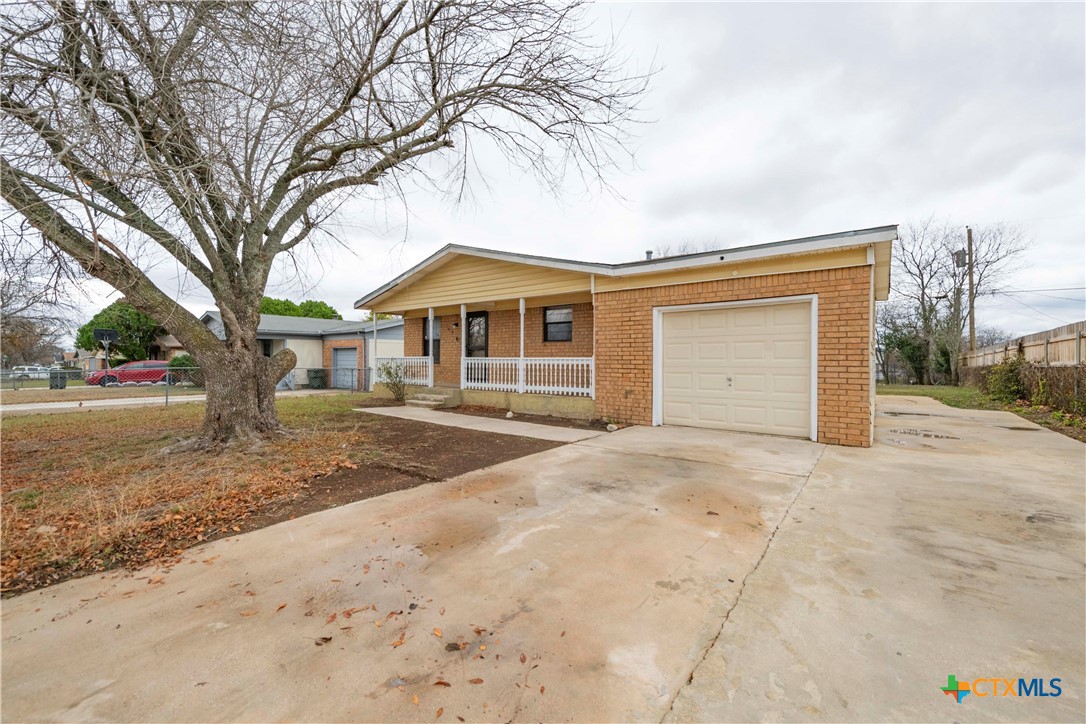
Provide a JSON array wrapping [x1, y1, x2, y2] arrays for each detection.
[[987, 356, 1028, 404], [167, 353, 201, 385], [377, 360, 407, 402], [168, 353, 198, 370]]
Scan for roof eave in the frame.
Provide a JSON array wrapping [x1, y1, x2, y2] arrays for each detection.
[[355, 225, 899, 310]]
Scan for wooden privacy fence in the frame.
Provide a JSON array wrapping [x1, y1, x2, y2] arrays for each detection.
[[960, 321, 1086, 368]]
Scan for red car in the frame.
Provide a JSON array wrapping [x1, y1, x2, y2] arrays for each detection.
[[85, 360, 171, 386]]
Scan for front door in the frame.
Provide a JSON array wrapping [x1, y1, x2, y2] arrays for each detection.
[[465, 312, 488, 383]]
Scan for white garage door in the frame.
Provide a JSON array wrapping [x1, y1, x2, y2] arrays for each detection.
[[661, 301, 812, 438]]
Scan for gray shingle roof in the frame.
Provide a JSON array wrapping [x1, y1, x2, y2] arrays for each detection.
[[200, 311, 401, 338]]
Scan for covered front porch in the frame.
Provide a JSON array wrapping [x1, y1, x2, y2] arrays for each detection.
[[373, 293, 595, 399]]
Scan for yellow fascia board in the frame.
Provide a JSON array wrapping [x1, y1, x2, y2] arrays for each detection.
[[595, 246, 872, 293]]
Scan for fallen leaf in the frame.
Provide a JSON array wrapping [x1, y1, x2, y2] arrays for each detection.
[[386, 610, 402, 620], [435, 707, 443, 720], [540, 685, 545, 694], [363, 564, 371, 574], [412, 695, 419, 706], [560, 630, 566, 637], [243, 590, 255, 597], [231, 525, 241, 532], [433, 681, 451, 687], [458, 718, 465, 722], [479, 644, 486, 651], [391, 634, 405, 648], [519, 653, 527, 664], [239, 610, 258, 617], [276, 603, 287, 612], [326, 612, 337, 624], [330, 578, 342, 583], [468, 678, 483, 685], [148, 576, 164, 585], [432, 627, 442, 638], [314, 636, 332, 646], [706, 511, 719, 516]]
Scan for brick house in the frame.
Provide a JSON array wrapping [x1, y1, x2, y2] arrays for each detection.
[[355, 225, 895, 447]]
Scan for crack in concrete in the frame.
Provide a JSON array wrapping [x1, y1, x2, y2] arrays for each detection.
[[659, 444, 828, 722]]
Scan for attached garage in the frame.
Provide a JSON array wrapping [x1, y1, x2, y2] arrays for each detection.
[[655, 297, 815, 439]]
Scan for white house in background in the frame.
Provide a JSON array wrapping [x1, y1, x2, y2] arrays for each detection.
[[199, 311, 404, 390]]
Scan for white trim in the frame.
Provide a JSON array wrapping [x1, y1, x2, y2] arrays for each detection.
[[651, 294, 819, 442], [427, 307, 435, 388], [518, 298, 526, 394], [460, 303, 467, 387]]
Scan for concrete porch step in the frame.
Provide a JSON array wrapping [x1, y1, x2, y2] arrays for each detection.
[[405, 399, 444, 409], [414, 393, 450, 402]]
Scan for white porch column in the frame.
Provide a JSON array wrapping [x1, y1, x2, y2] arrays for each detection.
[[427, 307, 435, 388], [518, 297, 526, 394], [371, 313, 377, 391], [460, 303, 467, 389]]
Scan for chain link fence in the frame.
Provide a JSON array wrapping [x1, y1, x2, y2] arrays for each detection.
[[0, 366, 376, 414]]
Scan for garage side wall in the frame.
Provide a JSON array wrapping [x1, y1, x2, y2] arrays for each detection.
[[593, 266, 873, 447]]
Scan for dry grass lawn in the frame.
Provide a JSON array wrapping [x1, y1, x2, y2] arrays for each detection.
[[1, 394, 378, 594]]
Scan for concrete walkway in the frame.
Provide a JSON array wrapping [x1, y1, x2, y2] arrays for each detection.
[[356, 404, 605, 443], [1, 388, 341, 416]]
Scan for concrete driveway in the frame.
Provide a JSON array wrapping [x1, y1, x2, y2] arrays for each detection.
[[2, 397, 1083, 722], [667, 395, 1085, 722], [1, 423, 823, 722]]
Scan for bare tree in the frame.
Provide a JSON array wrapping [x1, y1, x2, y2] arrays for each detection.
[[892, 217, 1026, 382], [1, 229, 79, 366], [975, 326, 1016, 349], [1, 1, 648, 445], [653, 239, 720, 259]]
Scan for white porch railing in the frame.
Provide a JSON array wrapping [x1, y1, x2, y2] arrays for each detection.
[[375, 356, 433, 387], [463, 357, 594, 398]]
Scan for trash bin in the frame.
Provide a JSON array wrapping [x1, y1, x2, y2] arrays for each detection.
[[306, 368, 327, 389], [49, 368, 68, 389]]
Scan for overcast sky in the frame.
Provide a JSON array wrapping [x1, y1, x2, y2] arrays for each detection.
[[85, 1, 1086, 338]]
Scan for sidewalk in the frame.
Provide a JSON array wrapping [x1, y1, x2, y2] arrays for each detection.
[[0, 388, 340, 416], [355, 404, 606, 442]]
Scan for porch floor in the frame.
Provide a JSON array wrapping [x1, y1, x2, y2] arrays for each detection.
[[354, 405, 605, 443]]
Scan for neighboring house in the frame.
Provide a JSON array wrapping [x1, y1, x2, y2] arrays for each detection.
[[355, 225, 895, 447], [148, 334, 185, 361], [199, 311, 404, 389]]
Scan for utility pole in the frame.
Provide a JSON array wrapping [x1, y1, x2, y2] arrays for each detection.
[[966, 226, 976, 352]]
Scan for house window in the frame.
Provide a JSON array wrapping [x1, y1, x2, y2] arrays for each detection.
[[543, 305, 573, 342], [261, 339, 273, 357], [423, 317, 440, 363]]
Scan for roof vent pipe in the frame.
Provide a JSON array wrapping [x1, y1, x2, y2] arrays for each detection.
[[645, 250, 653, 260]]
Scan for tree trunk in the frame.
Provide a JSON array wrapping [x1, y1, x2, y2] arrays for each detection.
[[171, 323, 297, 449]]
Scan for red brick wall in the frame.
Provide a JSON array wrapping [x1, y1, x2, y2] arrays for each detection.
[[593, 267, 873, 447]]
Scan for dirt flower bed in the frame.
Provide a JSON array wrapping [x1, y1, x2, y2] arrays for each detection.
[[1, 394, 558, 595], [443, 404, 612, 431]]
